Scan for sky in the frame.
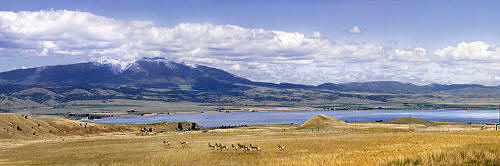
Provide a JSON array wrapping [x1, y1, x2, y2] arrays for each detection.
[[1, 0, 500, 85]]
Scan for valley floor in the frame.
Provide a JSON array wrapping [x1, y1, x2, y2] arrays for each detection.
[[0, 123, 499, 166]]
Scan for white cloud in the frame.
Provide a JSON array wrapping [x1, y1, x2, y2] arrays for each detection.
[[434, 41, 500, 61], [1, 10, 500, 85], [347, 26, 362, 34]]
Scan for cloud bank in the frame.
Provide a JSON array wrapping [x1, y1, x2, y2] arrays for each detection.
[[1, 10, 500, 85]]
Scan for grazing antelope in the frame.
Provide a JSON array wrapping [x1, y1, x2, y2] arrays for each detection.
[[163, 140, 170, 146], [208, 143, 216, 150], [278, 144, 285, 151], [231, 144, 238, 150], [215, 143, 222, 150], [238, 143, 249, 152], [179, 141, 188, 147], [237, 143, 244, 151], [249, 144, 261, 152], [220, 144, 229, 151]]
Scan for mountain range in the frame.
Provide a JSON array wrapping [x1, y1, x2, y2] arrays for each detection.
[[0, 57, 498, 108]]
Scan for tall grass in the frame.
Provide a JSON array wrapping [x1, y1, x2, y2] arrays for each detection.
[[387, 143, 499, 166], [1, 128, 498, 165]]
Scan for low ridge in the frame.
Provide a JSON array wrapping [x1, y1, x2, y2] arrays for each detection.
[[383, 118, 434, 126], [0, 113, 199, 139]]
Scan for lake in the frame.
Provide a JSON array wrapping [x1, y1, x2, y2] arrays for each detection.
[[88, 110, 500, 127]]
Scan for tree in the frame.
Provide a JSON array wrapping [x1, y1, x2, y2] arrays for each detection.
[[177, 123, 183, 131]]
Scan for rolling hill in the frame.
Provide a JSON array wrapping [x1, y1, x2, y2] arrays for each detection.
[[0, 113, 198, 139], [299, 115, 348, 129]]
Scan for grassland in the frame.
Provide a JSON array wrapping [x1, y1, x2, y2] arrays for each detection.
[[0, 114, 498, 166]]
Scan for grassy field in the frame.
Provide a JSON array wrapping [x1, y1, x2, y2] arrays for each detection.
[[0, 119, 498, 166]]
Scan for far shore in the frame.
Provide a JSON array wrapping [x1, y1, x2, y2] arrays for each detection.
[[84, 107, 499, 118]]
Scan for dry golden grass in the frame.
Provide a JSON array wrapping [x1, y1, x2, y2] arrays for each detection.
[[0, 124, 498, 166], [386, 143, 499, 166]]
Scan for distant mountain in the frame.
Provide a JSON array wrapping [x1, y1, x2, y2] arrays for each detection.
[[0, 57, 496, 93], [317, 81, 491, 94], [0, 57, 498, 107], [0, 57, 252, 89]]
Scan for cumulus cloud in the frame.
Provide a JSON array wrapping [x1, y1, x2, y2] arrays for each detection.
[[347, 26, 362, 34], [434, 41, 500, 61], [1, 10, 500, 85]]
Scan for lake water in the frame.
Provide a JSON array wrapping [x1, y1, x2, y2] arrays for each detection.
[[88, 110, 500, 127]]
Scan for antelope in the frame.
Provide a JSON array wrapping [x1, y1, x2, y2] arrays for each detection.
[[215, 143, 222, 150], [180, 141, 188, 147], [220, 144, 229, 151], [278, 144, 285, 151], [231, 144, 238, 150], [163, 140, 170, 146], [237, 143, 244, 151], [238, 143, 249, 152], [249, 144, 261, 152], [208, 143, 216, 150]]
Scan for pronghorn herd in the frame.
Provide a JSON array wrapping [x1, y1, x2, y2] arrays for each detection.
[[163, 140, 285, 151], [207, 142, 278, 152], [208, 143, 231, 151]]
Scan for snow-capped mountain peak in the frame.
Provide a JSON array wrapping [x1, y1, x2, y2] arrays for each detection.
[[95, 58, 134, 72]]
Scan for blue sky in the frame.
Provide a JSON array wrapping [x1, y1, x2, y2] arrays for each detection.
[[3, 0, 499, 48], [1, 0, 500, 85]]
